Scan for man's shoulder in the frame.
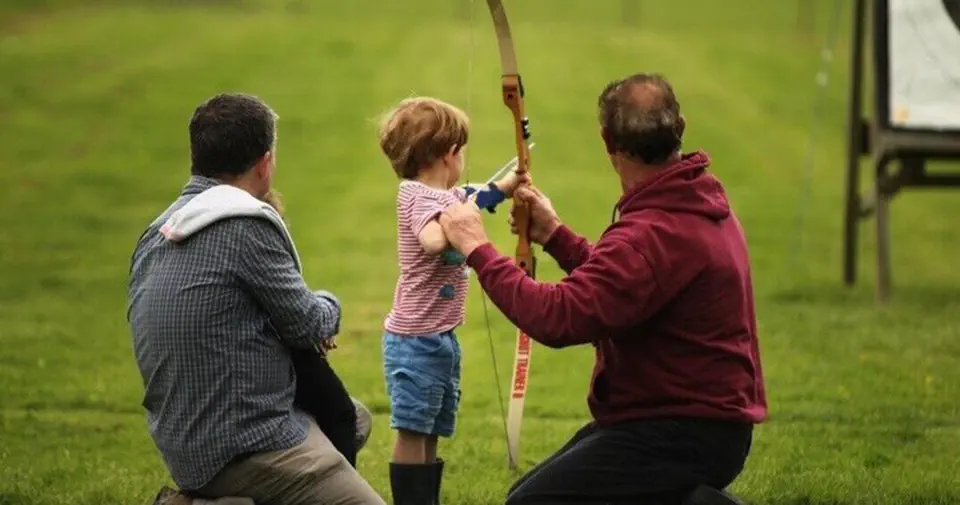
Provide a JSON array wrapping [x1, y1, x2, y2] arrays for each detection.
[[601, 210, 660, 243], [612, 208, 711, 236], [600, 210, 703, 256], [607, 207, 747, 273], [194, 216, 286, 247]]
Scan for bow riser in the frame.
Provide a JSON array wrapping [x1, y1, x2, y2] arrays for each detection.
[[501, 74, 535, 273], [500, 76, 531, 175]]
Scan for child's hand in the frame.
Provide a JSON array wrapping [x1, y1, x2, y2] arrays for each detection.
[[315, 336, 337, 356], [322, 336, 338, 352], [496, 170, 532, 197]]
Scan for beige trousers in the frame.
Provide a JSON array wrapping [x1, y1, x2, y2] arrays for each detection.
[[198, 419, 386, 505]]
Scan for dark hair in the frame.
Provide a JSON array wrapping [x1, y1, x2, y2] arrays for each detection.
[[597, 73, 684, 164], [189, 93, 277, 178]]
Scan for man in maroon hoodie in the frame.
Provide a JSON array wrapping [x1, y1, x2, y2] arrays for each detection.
[[439, 73, 766, 505]]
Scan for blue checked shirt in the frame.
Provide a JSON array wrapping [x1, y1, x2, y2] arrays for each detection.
[[126, 176, 340, 490]]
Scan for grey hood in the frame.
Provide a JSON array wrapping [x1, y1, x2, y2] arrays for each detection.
[[158, 184, 302, 271]]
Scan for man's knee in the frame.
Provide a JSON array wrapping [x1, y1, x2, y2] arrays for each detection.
[[505, 473, 547, 505], [505, 476, 527, 502], [505, 490, 545, 505], [227, 421, 385, 505], [352, 397, 372, 451], [265, 443, 386, 505], [191, 497, 255, 505], [303, 456, 387, 505]]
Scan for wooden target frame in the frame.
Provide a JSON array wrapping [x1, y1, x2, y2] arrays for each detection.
[[843, 0, 960, 301]]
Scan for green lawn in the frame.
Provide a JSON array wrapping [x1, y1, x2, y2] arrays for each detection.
[[1, 1, 959, 504]]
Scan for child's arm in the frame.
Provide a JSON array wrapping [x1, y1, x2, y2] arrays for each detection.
[[493, 170, 529, 196], [418, 219, 450, 255], [462, 170, 530, 213], [406, 190, 457, 255]]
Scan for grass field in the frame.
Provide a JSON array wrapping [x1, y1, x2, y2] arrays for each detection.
[[2, 1, 959, 504]]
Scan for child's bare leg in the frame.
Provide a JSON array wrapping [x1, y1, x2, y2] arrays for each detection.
[[389, 429, 434, 504], [392, 428, 428, 464], [425, 435, 439, 462]]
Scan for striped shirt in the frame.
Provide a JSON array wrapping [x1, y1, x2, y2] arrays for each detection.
[[385, 180, 470, 336]]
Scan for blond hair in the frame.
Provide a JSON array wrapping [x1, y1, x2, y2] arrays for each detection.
[[378, 97, 469, 179], [263, 189, 284, 218]]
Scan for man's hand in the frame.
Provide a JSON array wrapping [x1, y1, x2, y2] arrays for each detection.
[[439, 200, 489, 257], [495, 170, 532, 197], [509, 186, 562, 245]]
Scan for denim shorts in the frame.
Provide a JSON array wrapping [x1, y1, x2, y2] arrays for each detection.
[[382, 330, 461, 437]]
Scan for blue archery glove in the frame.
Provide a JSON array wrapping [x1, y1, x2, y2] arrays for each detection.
[[464, 183, 507, 214]]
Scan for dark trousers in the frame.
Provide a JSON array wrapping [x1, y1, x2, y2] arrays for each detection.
[[505, 417, 753, 505], [290, 349, 359, 467]]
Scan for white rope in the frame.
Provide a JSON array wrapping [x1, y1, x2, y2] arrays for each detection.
[[788, 0, 846, 269], [462, 0, 513, 464]]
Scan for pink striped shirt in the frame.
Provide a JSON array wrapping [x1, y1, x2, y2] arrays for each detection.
[[385, 180, 470, 336]]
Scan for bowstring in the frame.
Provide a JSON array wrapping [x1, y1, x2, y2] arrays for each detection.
[[788, 0, 845, 270], [463, 0, 511, 454]]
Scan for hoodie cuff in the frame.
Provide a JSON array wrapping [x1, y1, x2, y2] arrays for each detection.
[[465, 242, 500, 271], [543, 224, 576, 256]]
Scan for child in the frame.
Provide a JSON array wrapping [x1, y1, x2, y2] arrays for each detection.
[[377, 97, 527, 505], [263, 190, 372, 468]]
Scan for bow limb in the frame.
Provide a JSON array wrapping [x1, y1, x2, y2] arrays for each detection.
[[486, 0, 535, 472]]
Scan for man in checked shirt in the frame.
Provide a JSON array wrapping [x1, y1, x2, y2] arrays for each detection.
[[127, 93, 385, 505]]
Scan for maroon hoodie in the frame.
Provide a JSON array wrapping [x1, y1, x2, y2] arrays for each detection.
[[466, 150, 767, 426]]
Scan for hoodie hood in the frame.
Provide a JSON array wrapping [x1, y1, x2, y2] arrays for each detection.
[[159, 184, 301, 271], [615, 150, 730, 222]]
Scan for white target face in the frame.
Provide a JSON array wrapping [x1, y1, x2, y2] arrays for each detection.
[[889, 0, 960, 131]]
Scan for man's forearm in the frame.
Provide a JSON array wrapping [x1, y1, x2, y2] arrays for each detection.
[[465, 243, 596, 348], [543, 224, 594, 274], [254, 283, 341, 350], [312, 290, 342, 339], [465, 231, 657, 349], [238, 219, 342, 349]]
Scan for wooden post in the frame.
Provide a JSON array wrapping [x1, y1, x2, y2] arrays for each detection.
[[843, 0, 960, 299], [844, 0, 867, 285]]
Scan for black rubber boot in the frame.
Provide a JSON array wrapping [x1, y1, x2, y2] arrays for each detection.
[[433, 458, 445, 505], [389, 462, 436, 505], [682, 485, 745, 505]]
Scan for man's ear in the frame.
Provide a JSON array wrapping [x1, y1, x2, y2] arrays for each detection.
[[255, 151, 274, 180], [600, 127, 614, 154]]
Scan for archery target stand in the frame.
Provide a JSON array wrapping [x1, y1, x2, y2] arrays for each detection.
[[844, 0, 960, 302]]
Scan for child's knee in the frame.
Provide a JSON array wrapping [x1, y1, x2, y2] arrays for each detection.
[[397, 428, 428, 440]]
